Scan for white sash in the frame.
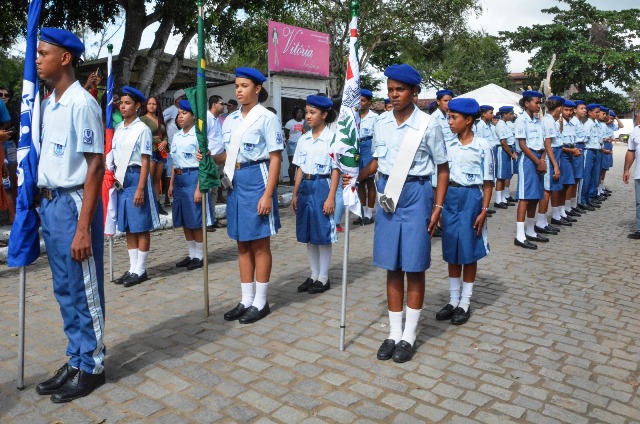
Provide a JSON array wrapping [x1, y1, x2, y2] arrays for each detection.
[[379, 111, 431, 213], [223, 104, 268, 183], [114, 122, 147, 186]]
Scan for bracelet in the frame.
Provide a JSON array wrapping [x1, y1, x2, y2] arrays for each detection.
[[481, 207, 489, 211], [433, 204, 443, 209]]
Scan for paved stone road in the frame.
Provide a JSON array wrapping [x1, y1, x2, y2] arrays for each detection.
[[1, 144, 639, 423]]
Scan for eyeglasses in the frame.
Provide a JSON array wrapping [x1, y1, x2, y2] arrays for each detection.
[[217, 102, 226, 106], [0, 93, 9, 98]]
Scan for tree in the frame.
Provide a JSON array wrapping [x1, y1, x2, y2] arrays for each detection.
[[0, 53, 25, 111], [570, 88, 631, 114], [499, 0, 640, 93]]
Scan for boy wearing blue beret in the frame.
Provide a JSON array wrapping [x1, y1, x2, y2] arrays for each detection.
[[354, 88, 377, 225]]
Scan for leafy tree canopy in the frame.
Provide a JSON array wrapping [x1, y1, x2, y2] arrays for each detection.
[[570, 88, 631, 114]]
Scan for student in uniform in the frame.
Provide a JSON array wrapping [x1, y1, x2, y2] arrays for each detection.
[[572, 100, 591, 212], [494, 106, 518, 208], [344, 64, 449, 363], [355, 89, 377, 225], [284, 107, 305, 186], [291, 95, 340, 294], [514, 90, 548, 249], [34, 27, 106, 402], [623, 114, 640, 238], [602, 110, 623, 195], [140, 95, 169, 215], [581, 104, 602, 209], [384, 98, 393, 112], [436, 98, 493, 325], [213, 67, 283, 324], [112, 86, 160, 287], [474, 105, 498, 214], [170, 100, 215, 270], [558, 100, 582, 219], [598, 107, 615, 197]]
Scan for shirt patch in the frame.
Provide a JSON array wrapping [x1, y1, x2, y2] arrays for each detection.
[[244, 143, 255, 152], [83, 128, 94, 144], [145, 138, 152, 151], [276, 132, 283, 144]]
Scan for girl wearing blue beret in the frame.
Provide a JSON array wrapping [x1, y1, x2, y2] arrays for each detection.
[[112, 87, 160, 287], [291, 95, 340, 294], [435, 98, 493, 326]]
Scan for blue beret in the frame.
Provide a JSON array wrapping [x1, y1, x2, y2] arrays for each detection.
[[548, 95, 564, 102], [563, 100, 576, 108], [306, 95, 333, 110], [479, 105, 494, 111], [610, 110, 616, 117], [599, 106, 609, 113], [121, 86, 146, 104], [40, 27, 85, 58], [573, 100, 586, 105], [448, 98, 480, 116], [360, 89, 373, 99], [178, 99, 192, 113], [498, 106, 514, 113], [436, 89, 454, 98], [522, 90, 544, 98], [384, 98, 390, 104], [384, 64, 421, 87], [586, 103, 601, 111], [236, 67, 267, 84]]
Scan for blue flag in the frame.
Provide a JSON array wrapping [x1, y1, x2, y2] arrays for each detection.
[[7, 0, 43, 267]]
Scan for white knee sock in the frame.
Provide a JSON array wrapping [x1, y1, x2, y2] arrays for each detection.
[[536, 213, 546, 228], [551, 207, 561, 220], [459, 282, 474, 312], [559, 205, 567, 218], [495, 190, 502, 204], [307, 243, 320, 281], [571, 196, 578, 208], [135, 250, 148, 275], [364, 207, 373, 219], [187, 240, 196, 258], [194, 242, 204, 260], [565, 200, 572, 212], [401, 307, 422, 346], [317, 244, 332, 284], [253, 282, 269, 310], [516, 222, 526, 242], [240, 282, 255, 307], [449, 277, 461, 306], [388, 310, 403, 343], [128, 249, 138, 273], [526, 217, 537, 237]]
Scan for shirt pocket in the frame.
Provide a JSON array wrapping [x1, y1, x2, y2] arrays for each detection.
[[182, 143, 197, 161], [460, 164, 481, 184], [222, 130, 232, 148], [49, 131, 67, 158], [314, 155, 331, 175], [241, 132, 262, 160], [171, 142, 178, 154], [373, 141, 388, 159]]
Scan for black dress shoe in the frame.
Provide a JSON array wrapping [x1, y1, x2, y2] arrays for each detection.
[[581, 204, 596, 211], [604, 188, 612, 194], [114, 271, 130, 285], [587, 201, 601, 208], [514, 238, 537, 249], [494, 202, 508, 209], [433, 226, 442, 237], [590, 198, 601, 204], [308, 280, 330, 294], [526, 234, 549, 243], [186, 258, 204, 270], [487, 208, 496, 214], [176, 256, 192, 268], [123, 271, 148, 288], [297, 278, 314, 292], [562, 215, 577, 223], [596, 195, 606, 201], [534, 225, 559, 235], [239, 303, 271, 324], [566, 209, 581, 217], [451, 306, 471, 325], [157, 202, 168, 216], [506, 201, 516, 206], [376, 339, 396, 361], [50, 370, 105, 403], [547, 224, 560, 232], [36, 363, 79, 395], [436, 304, 456, 321], [628, 232, 640, 240], [392, 340, 413, 363], [353, 217, 363, 225], [551, 218, 572, 227], [224, 303, 248, 321], [506, 196, 517, 203]]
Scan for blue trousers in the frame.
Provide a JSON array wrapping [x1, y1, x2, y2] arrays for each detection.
[[40, 190, 106, 374], [581, 149, 599, 203]]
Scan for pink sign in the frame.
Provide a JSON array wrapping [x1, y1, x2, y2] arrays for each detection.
[[268, 21, 330, 77]]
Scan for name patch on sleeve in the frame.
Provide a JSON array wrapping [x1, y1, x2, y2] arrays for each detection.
[[83, 128, 94, 145]]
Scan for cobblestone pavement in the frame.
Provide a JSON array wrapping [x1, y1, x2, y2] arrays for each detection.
[[1, 143, 639, 423]]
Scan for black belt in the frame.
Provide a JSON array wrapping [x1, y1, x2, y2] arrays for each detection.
[[576, 142, 585, 146], [174, 167, 198, 175], [587, 148, 600, 151], [360, 136, 373, 142], [450, 181, 480, 188], [302, 173, 330, 180], [40, 185, 84, 201], [236, 159, 268, 169], [563, 144, 576, 148], [531, 149, 544, 153], [377, 172, 431, 183], [126, 165, 141, 173]]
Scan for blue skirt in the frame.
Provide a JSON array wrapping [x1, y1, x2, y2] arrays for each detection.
[[373, 174, 433, 272], [172, 169, 214, 230], [559, 149, 575, 185], [601, 142, 613, 170], [495, 145, 513, 180], [516, 151, 544, 200], [573, 144, 585, 179], [117, 168, 160, 233], [227, 162, 281, 242], [442, 185, 489, 265], [296, 177, 337, 245], [544, 147, 563, 192], [359, 138, 374, 169]]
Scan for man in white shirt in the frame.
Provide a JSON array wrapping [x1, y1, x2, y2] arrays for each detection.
[[623, 113, 640, 239]]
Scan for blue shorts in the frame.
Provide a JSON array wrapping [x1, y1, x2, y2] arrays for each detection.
[[573, 144, 585, 179], [286, 141, 298, 157], [373, 174, 433, 272], [559, 149, 575, 185], [359, 138, 374, 169], [151, 150, 167, 164], [516, 151, 544, 201], [601, 142, 613, 170], [172, 169, 214, 229], [442, 185, 489, 265], [495, 145, 513, 180], [226, 161, 281, 241], [117, 167, 160, 233], [3, 140, 17, 164], [544, 147, 563, 192], [296, 177, 337, 245]]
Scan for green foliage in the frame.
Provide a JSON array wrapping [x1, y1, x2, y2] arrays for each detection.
[[0, 53, 25, 112], [570, 88, 631, 114], [500, 0, 640, 92]]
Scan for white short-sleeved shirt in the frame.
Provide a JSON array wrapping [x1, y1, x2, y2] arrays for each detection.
[[495, 119, 516, 146], [571, 117, 586, 144], [474, 119, 499, 147], [38, 81, 104, 189], [432, 108, 457, 145], [627, 126, 640, 179], [447, 136, 494, 186], [284, 118, 304, 144], [222, 108, 284, 163], [171, 126, 200, 169], [583, 119, 601, 149], [373, 106, 447, 176], [359, 111, 377, 142], [514, 113, 544, 151], [113, 118, 152, 167], [163, 105, 179, 145], [542, 114, 562, 148], [292, 126, 335, 175], [207, 110, 224, 155], [606, 122, 618, 139], [560, 118, 576, 145]]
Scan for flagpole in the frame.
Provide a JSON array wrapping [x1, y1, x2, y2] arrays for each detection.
[[109, 237, 114, 282], [202, 196, 209, 317], [339, 215, 350, 351], [17, 267, 26, 389]]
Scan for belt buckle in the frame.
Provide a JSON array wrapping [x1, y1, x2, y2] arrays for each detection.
[[235, 162, 242, 170], [114, 180, 123, 191], [42, 188, 54, 201], [221, 173, 233, 189], [379, 194, 395, 214]]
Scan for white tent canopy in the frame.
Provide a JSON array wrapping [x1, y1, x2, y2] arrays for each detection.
[[457, 83, 523, 112]]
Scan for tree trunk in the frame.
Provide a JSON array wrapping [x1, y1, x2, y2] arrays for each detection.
[[150, 28, 197, 97], [137, 15, 175, 96], [116, 0, 148, 89]]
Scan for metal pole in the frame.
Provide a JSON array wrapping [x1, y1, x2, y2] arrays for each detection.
[[339, 215, 350, 351], [17, 266, 26, 390], [202, 193, 209, 317], [109, 236, 114, 282]]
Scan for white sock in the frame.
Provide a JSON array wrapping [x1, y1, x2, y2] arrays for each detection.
[[571, 196, 578, 208], [551, 207, 561, 220], [128, 249, 138, 273], [135, 250, 148, 275], [253, 282, 269, 310], [516, 222, 526, 242], [598, 183, 603, 194], [317, 244, 332, 285], [194, 242, 204, 260], [307, 243, 320, 281], [559, 205, 567, 218], [449, 277, 461, 306], [388, 310, 403, 343], [401, 307, 422, 346], [495, 190, 502, 204], [187, 240, 196, 258], [364, 207, 373, 219], [565, 200, 572, 211], [526, 218, 537, 237], [536, 213, 546, 228], [459, 282, 474, 312], [240, 282, 255, 307]]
